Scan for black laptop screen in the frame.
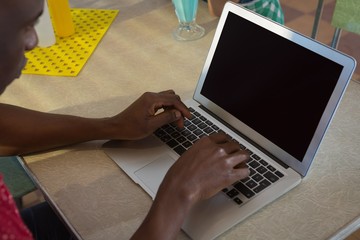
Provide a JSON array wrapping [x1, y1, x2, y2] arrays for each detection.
[[200, 12, 343, 161]]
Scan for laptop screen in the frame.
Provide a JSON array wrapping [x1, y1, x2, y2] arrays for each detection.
[[194, 5, 355, 176], [200, 12, 343, 161]]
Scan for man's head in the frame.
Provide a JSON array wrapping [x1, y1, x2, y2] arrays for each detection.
[[0, 0, 43, 94]]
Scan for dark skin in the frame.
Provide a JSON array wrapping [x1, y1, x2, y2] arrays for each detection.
[[0, 0, 250, 239], [0, 91, 191, 155], [132, 134, 249, 239], [0, 0, 44, 93]]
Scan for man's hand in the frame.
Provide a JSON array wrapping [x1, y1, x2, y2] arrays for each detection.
[[108, 90, 191, 140], [161, 132, 250, 204], [131, 133, 249, 240], [0, 90, 190, 156]]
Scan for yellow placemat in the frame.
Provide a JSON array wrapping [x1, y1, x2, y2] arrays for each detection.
[[23, 9, 119, 77]]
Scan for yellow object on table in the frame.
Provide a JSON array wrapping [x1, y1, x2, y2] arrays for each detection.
[[47, 0, 75, 37], [22, 9, 119, 77]]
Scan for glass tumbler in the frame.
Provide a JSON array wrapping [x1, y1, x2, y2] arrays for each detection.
[[172, 0, 205, 41]]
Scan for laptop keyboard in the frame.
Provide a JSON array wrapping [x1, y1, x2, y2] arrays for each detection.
[[154, 107, 284, 206]]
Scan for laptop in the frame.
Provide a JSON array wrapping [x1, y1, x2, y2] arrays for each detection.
[[103, 2, 356, 239]]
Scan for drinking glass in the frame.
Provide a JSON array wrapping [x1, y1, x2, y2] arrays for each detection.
[[172, 0, 205, 41]]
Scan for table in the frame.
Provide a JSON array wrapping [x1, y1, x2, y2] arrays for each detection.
[[2, 0, 360, 239]]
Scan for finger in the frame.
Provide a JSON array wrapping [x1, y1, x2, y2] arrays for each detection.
[[218, 140, 248, 155], [234, 160, 248, 169], [207, 132, 231, 144], [158, 90, 191, 117], [154, 96, 192, 120], [172, 116, 185, 129], [158, 90, 181, 102], [207, 133, 249, 156], [228, 151, 250, 168], [231, 167, 250, 181], [150, 109, 183, 129], [159, 89, 176, 95]]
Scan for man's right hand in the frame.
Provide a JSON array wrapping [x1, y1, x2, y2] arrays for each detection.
[[161, 132, 250, 205], [131, 133, 250, 240]]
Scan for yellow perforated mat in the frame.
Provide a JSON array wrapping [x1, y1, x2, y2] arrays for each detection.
[[23, 9, 119, 77]]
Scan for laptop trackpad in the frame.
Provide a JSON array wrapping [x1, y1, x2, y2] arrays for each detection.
[[135, 154, 176, 196]]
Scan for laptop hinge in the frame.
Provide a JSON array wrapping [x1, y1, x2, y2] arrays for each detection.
[[198, 105, 290, 169]]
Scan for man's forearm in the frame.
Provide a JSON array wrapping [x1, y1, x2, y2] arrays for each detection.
[[131, 181, 194, 240], [0, 103, 112, 156]]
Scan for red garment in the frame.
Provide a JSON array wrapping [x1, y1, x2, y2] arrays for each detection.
[[0, 174, 33, 240]]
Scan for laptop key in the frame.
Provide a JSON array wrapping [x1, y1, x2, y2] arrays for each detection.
[[267, 165, 276, 172], [176, 136, 186, 143], [198, 122, 208, 129], [198, 134, 206, 139], [203, 127, 214, 135], [259, 159, 268, 166], [264, 171, 279, 183], [233, 197, 243, 205], [275, 171, 284, 178], [256, 165, 267, 174], [252, 173, 263, 182], [217, 129, 225, 134], [174, 145, 186, 155], [212, 125, 220, 131], [193, 129, 203, 136], [193, 112, 201, 117], [182, 141, 192, 148], [166, 139, 178, 148], [249, 160, 260, 168], [239, 143, 246, 150], [184, 119, 191, 126], [205, 120, 213, 125], [199, 116, 207, 121], [253, 179, 271, 193], [160, 135, 172, 142], [187, 124, 197, 131], [245, 179, 257, 189], [171, 132, 181, 138], [245, 149, 253, 155], [187, 134, 198, 142], [181, 129, 191, 137], [191, 118, 201, 124], [154, 129, 166, 137], [234, 182, 255, 198], [165, 127, 176, 134], [226, 188, 239, 198]]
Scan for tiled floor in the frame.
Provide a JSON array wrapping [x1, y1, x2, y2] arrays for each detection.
[[281, 0, 360, 82], [348, 229, 360, 240]]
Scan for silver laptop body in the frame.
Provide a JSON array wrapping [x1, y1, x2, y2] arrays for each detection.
[[104, 2, 356, 239]]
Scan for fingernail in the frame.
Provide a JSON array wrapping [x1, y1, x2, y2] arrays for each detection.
[[174, 111, 181, 119]]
